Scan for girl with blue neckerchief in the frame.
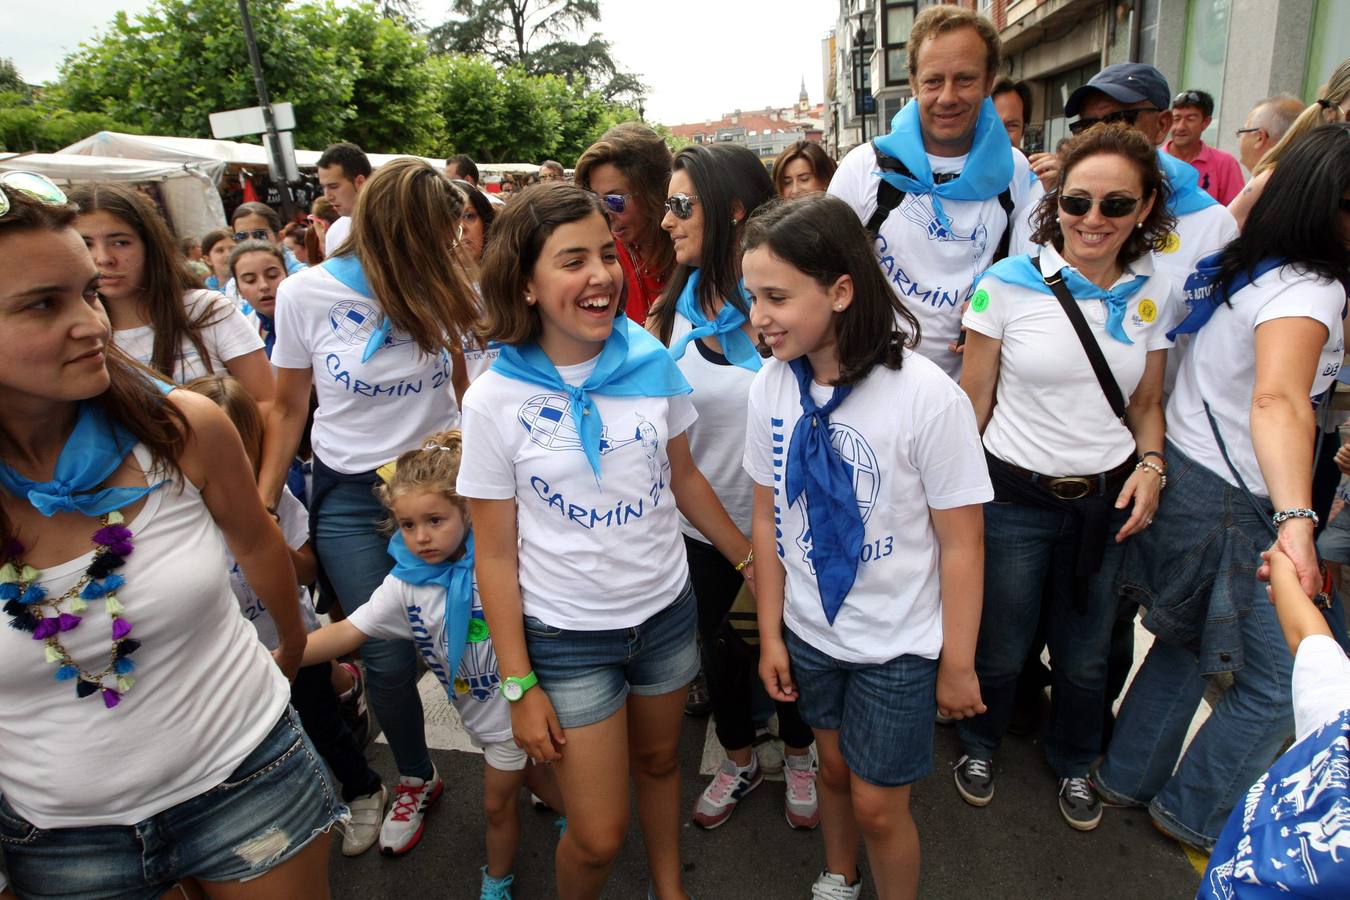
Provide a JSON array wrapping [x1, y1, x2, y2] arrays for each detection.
[[258, 158, 481, 857], [956, 124, 1175, 833], [298, 430, 562, 899], [745, 193, 991, 900], [649, 143, 820, 833], [459, 183, 752, 900]]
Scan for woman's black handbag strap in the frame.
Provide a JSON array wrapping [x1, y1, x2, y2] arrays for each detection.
[[1034, 256, 1127, 422]]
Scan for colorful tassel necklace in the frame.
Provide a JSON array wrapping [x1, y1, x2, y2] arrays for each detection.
[[1, 510, 140, 708]]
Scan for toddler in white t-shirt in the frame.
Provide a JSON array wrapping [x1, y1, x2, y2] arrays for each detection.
[[300, 430, 562, 899]]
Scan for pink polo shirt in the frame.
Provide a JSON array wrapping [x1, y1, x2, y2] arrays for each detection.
[[1164, 140, 1245, 205]]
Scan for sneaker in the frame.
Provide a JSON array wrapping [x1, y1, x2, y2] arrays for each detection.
[[783, 753, 820, 830], [953, 755, 994, 807], [752, 727, 785, 776], [340, 785, 386, 857], [684, 670, 712, 717], [379, 768, 443, 855], [1058, 776, 1102, 831], [692, 757, 762, 829], [810, 870, 861, 900], [479, 866, 514, 900], [337, 661, 372, 748]]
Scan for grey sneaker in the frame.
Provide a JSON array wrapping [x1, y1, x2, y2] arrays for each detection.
[[341, 785, 386, 857], [692, 757, 762, 829], [1058, 777, 1102, 831], [953, 755, 994, 807], [810, 870, 861, 899]]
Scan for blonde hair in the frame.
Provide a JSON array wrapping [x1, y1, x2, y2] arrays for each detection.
[[1254, 58, 1350, 176], [377, 429, 467, 521], [344, 158, 481, 357], [908, 4, 1001, 82], [182, 375, 264, 477]]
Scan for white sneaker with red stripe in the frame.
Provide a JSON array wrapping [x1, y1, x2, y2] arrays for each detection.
[[378, 767, 443, 855]]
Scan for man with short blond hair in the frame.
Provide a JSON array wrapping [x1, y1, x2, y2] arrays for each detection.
[[1236, 94, 1304, 173]]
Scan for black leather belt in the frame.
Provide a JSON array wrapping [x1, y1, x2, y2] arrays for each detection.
[[997, 456, 1135, 501]]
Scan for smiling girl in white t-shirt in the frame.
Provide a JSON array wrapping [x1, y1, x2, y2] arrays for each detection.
[[458, 183, 752, 900]]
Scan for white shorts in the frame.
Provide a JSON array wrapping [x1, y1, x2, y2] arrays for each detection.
[[480, 738, 528, 772]]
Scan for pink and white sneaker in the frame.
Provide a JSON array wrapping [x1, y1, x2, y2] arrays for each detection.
[[692, 757, 762, 829], [784, 752, 820, 830], [378, 767, 443, 855]]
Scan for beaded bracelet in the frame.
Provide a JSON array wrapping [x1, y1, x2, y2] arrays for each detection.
[[1272, 508, 1319, 527], [735, 549, 755, 572], [1135, 460, 1167, 489], [1139, 451, 1166, 466]]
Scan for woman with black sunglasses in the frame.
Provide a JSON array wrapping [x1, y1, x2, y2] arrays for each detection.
[[1095, 123, 1350, 852], [954, 124, 1176, 832], [574, 123, 676, 325]]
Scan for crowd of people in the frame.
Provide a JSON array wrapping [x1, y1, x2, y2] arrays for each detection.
[[1, 4, 1348, 899]]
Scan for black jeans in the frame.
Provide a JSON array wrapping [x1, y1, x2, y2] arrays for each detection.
[[685, 536, 813, 752], [291, 661, 383, 802]]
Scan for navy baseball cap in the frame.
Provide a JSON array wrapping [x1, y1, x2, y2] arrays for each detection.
[[1064, 64, 1172, 118]]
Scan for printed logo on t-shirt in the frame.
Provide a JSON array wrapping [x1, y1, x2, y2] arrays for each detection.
[[1161, 233, 1181, 254], [871, 193, 997, 309], [327, 299, 412, 352]]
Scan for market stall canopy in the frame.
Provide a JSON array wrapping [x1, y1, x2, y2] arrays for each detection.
[[58, 131, 445, 173]]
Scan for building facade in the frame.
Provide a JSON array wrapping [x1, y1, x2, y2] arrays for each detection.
[[665, 90, 826, 167]]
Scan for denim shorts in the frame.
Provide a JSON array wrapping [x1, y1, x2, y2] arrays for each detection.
[[0, 707, 346, 900], [786, 628, 939, 788], [523, 579, 699, 729]]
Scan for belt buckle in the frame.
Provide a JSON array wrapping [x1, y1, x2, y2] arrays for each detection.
[[1045, 476, 1093, 501]]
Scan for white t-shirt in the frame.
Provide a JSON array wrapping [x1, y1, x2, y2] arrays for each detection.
[[829, 142, 1035, 380], [114, 290, 264, 384], [325, 216, 352, 257], [1168, 266, 1345, 497], [671, 312, 756, 540], [270, 264, 460, 474], [0, 448, 289, 828], [743, 353, 993, 664], [346, 572, 512, 747], [1156, 204, 1241, 391], [462, 336, 502, 384], [228, 488, 319, 651], [1293, 633, 1350, 741], [457, 358, 698, 629], [962, 247, 1174, 475]]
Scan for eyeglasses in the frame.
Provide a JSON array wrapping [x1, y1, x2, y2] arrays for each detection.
[[233, 228, 272, 242], [1172, 90, 1204, 107], [0, 171, 68, 218], [1068, 108, 1148, 135], [1057, 194, 1141, 218], [664, 193, 700, 220], [597, 193, 631, 215], [1234, 127, 1263, 138]]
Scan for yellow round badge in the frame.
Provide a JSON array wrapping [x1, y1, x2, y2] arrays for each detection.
[[1162, 232, 1181, 254], [454, 677, 470, 695], [1138, 299, 1157, 323]]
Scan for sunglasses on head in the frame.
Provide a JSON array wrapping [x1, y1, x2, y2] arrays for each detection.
[[233, 228, 272, 242], [1068, 107, 1148, 135], [0, 171, 68, 218], [1057, 193, 1141, 218], [1172, 90, 1205, 108], [597, 193, 631, 214], [664, 193, 699, 220]]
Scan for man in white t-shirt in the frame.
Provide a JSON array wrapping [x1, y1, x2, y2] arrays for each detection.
[[317, 142, 371, 257], [829, 6, 1034, 381]]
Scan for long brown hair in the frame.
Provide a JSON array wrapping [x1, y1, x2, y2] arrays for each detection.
[[770, 140, 838, 197], [342, 158, 480, 356], [0, 191, 190, 559], [69, 183, 225, 380], [573, 122, 676, 281], [183, 375, 263, 476]]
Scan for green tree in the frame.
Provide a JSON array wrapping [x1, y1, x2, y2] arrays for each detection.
[[430, 0, 644, 102], [0, 58, 33, 101]]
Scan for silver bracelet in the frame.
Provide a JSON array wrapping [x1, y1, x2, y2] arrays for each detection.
[[1272, 508, 1319, 527], [1135, 459, 1167, 489]]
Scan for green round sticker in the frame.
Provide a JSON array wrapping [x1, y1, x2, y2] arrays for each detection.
[[467, 618, 490, 643], [970, 289, 990, 313]]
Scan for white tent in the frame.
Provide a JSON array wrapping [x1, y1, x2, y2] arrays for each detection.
[[59, 131, 445, 172], [0, 152, 228, 238]]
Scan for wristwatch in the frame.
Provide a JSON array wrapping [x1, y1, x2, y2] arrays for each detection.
[[501, 671, 538, 702]]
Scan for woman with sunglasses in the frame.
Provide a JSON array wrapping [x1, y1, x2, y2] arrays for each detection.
[[648, 144, 822, 831], [1095, 123, 1350, 852], [0, 175, 342, 898], [231, 202, 306, 274], [955, 124, 1176, 832], [71, 184, 275, 412], [770, 140, 838, 200], [574, 123, 677, 325]]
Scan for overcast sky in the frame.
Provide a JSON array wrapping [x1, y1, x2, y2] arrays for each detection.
[[0, 0, 834, 127]]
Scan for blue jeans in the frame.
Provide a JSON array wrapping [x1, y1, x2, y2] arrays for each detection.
[[1095, 577, 1293, 850], [313, 478, 433, 781], [956, 499, 1128, 777]]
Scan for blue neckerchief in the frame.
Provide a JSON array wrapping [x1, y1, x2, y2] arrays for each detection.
[[205, 274, 220, 291], [282, 244, 307, 275], [321, 255, 390, 363], [981, 254, 1149, 345], [256, 311, 276, 358], [784, 357, 864, 626], [1157, 150, 1218, 217], [1165, 251, 1289, 340], [669, 269, 761, 373], [387, 531, 476, 686], [490, 315, 692, 480], [0, 403, 166, 517], [871, 97, 1014, 235]]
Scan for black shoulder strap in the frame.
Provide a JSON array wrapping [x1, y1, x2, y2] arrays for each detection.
[[866, 138, 908, 240], [1034, 256, 1127, 422], [992, 187, 1016, 263]]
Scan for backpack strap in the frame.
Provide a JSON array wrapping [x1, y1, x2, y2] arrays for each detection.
[[866, 139, 909, 241], [992, 187, 1016, 263]]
